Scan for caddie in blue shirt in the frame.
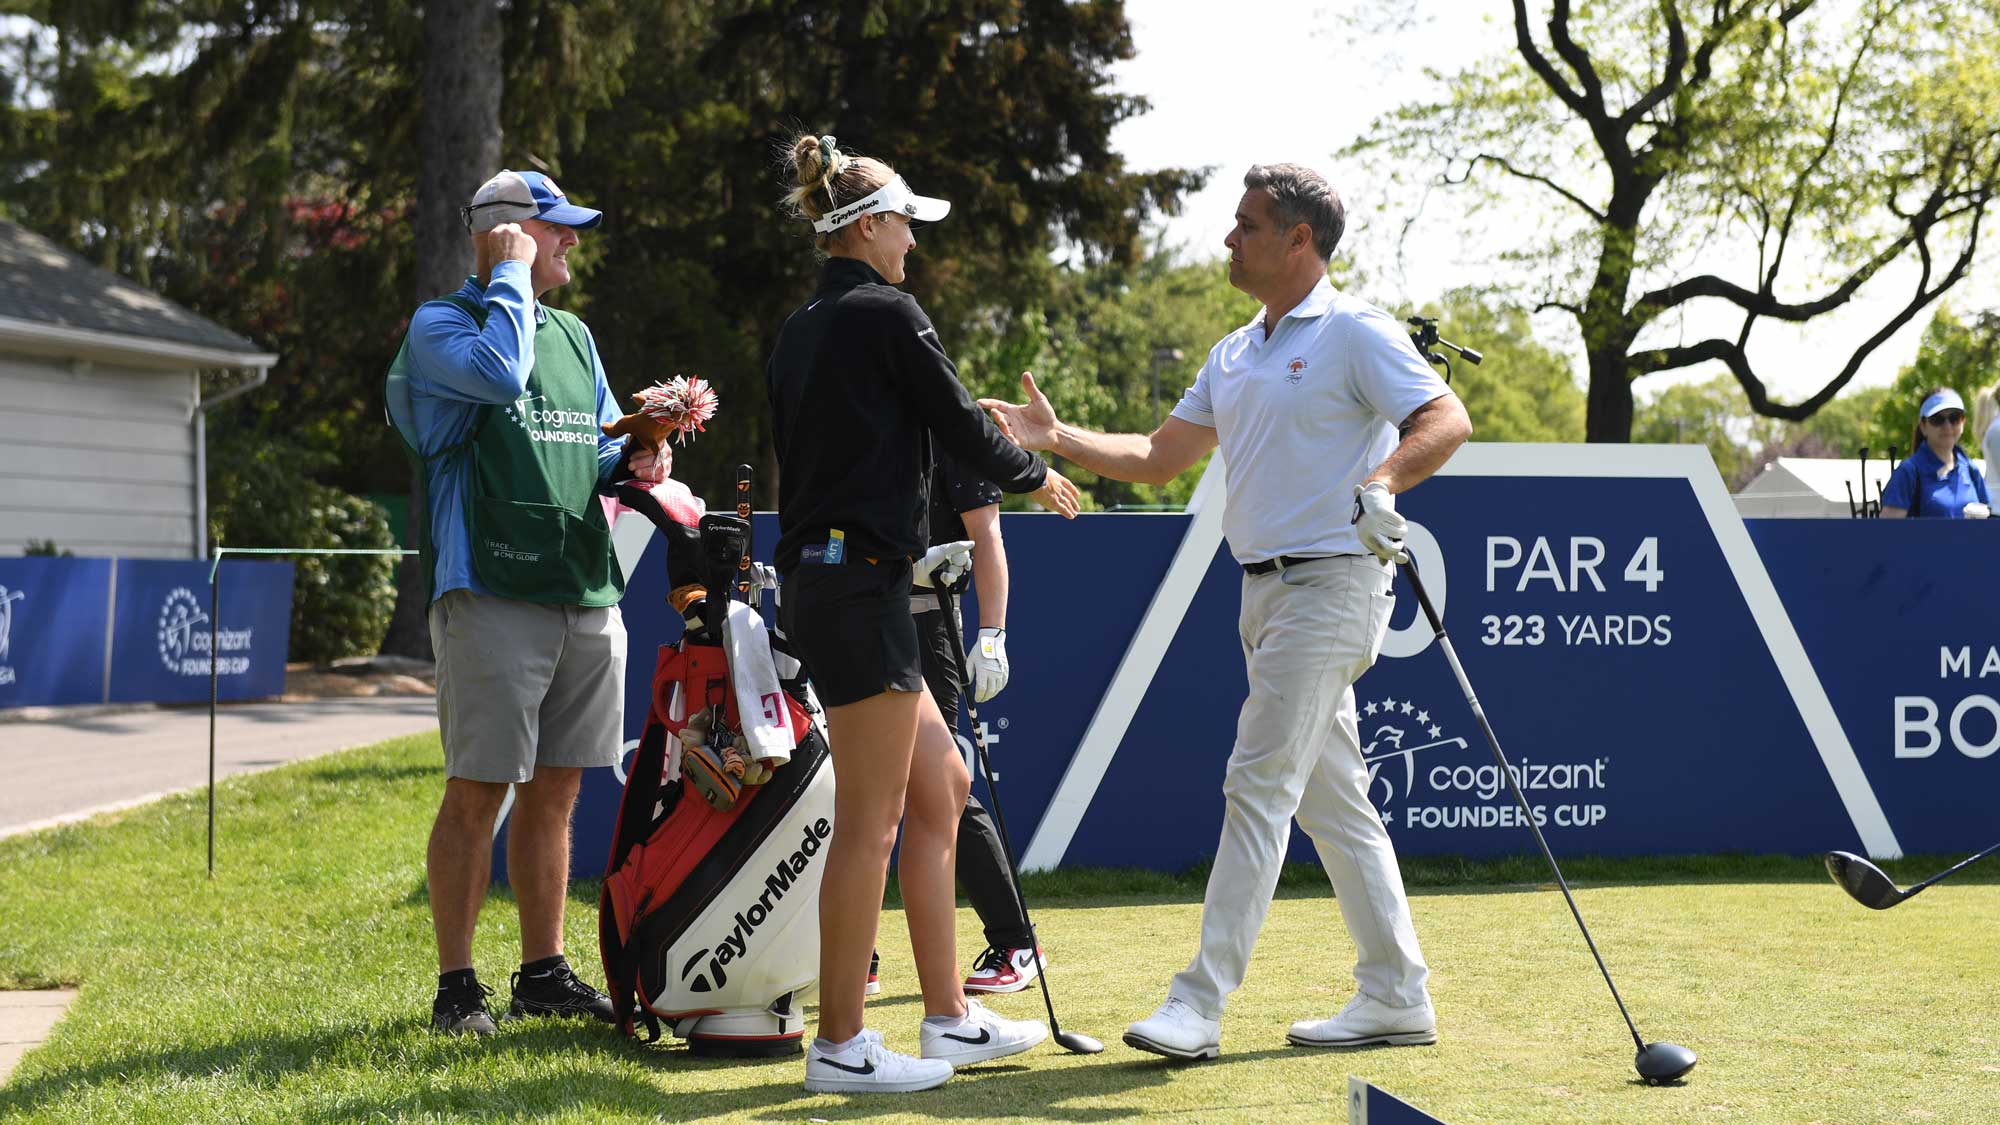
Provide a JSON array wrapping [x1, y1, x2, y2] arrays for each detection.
[[982, 164, 1473, 1061], [386, 168, 666, 1036], [1882, 386, 1992, 520]]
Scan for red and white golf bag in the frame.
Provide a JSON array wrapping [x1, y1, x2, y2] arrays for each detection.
[[598, 469, 834, 1057]]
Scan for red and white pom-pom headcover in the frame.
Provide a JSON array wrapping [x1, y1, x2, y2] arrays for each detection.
[[811, 176, 951, 233]]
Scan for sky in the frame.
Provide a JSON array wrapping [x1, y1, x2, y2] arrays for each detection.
[[1107, 0, 1995, 404]]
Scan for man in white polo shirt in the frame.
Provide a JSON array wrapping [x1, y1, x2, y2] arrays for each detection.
[[979, 163, 1471, 1059]]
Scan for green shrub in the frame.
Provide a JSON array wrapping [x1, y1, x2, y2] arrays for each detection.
[[212, 469, 397, 664]]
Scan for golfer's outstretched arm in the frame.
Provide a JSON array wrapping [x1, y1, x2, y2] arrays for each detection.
[[980, 371, 1217, 486]]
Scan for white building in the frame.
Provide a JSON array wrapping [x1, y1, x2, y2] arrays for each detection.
[[0, 221, 275, 558]]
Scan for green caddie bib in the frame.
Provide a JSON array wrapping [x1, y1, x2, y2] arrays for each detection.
[[385, 293, 623, 608]]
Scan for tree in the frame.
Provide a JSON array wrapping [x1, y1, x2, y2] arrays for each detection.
[[953, 248, 1253, 510], [1632, 374, 1783, 485], [1354, 0, 2000, 441], [565, 0, 1202, 505], [1407, 290, 1585, 442], [1861, 306, 2000, 458], [382, 0, 504, 660], [4, 1, 1198, 657]]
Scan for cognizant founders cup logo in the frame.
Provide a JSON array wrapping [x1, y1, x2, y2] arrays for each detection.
[[1363, 693, 1612, 831], [158, 587, 254, 677], [504, 392, 598, 446]]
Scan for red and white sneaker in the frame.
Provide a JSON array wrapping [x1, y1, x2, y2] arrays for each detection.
[[962, 946, 1045, 995], [866, 949, 881, 997]]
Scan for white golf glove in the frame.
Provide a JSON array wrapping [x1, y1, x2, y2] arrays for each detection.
[[1965, 501, 1991, 520], [1352, 482, 1409, 564], [912, 539, 974, 589], [968, 627, 1009, 702]]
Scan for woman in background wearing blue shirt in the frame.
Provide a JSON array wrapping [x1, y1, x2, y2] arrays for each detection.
[[1882, 387, 1992, 519]]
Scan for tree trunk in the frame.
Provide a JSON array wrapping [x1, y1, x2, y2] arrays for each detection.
[[379, 0, 503, 660], [1584, 353, 1635, 442]]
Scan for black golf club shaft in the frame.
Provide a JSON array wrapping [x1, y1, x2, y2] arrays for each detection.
[[1903, 840, 2000, 897], [1399, 558, 1648, 1056], [936, 581, 1097, 1052]]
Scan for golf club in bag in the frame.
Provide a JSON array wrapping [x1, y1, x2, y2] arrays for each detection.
[[1399, 553, 1696, 1085], [934, 580, 1104, 1055], [1824, 843, 2000, 909]]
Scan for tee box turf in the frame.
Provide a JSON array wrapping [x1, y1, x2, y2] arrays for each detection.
[[1349, 1075, 1447, 1124]]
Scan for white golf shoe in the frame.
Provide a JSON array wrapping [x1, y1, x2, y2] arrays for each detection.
[[919, 998, 1048, 1065], [1122, 996, 1221, 1060], [804, 1029, 953, 1094], [1287, 993, 1437, 1048]]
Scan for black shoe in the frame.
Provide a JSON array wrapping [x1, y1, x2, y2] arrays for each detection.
[[432, 979, 498, 1037], [509, 960, 616, 1023]]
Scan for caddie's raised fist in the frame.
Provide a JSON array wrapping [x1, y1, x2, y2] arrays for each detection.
[[478, 222, 538, 274]]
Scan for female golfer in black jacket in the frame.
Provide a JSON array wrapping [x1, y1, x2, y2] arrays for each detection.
[[768, 133, 1080, 1094]]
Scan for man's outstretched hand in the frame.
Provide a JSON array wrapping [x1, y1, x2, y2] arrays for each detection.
[[978, 371, 1061, 453]]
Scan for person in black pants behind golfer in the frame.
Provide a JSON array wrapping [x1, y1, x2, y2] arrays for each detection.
[[881, 451, 1045, 997]]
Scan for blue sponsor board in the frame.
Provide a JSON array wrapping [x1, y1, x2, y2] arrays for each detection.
[[108, 560, 293, 704], [0, 557, 114, 708], [1748, 519, 2000, 854], [0, 557, 292, 710], [507, 444, 1990, 882], [1349, 1075, 1447, 1124]]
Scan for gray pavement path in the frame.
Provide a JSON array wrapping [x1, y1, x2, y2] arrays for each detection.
[[0, 697, 438, 839], [0, 989, 76, 1087]]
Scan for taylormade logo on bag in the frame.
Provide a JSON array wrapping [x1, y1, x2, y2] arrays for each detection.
[[679, 817, 832, 992]]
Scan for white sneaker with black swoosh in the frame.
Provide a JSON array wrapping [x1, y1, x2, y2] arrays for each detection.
[[804, 1029, 953, 1094], [919, 998, 1048, 1065]]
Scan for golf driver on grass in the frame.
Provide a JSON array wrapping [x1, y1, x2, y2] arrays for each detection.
[[1824, 843, 2000, 910], [1399, 554, 1696, 1086], [935, 580, 1104, 1056]]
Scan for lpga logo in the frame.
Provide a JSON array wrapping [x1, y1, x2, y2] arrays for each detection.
[[157, 587, 254, 677], [158, 588, 209, 673], [0, 584, 22, 686], [1361, 695, 1470, 816]]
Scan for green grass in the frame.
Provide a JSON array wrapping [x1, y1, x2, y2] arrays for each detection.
[[2, 735, 1997, 1122]]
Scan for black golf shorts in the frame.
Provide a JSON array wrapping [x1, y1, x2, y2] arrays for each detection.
[[780, 558, 925, 708]]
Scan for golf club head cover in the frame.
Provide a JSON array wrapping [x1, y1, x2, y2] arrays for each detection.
[[697, 513, 751, 634], [676, 707, 745, 812]]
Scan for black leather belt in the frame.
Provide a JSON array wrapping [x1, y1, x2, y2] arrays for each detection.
[[1242, 554, 1328, 576]]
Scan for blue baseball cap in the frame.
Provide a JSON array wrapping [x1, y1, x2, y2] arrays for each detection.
[[1921, 388, 1965, 419], [461, 169, 603, 233]]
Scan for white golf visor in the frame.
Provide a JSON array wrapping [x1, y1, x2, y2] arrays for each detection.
[[811, 176, 951, 233]]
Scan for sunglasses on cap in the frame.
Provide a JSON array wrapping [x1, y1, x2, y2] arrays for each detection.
[[1928, 410, 1966, 425]]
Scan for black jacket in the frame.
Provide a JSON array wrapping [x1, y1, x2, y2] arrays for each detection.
[[767, 258, 1046, 573]]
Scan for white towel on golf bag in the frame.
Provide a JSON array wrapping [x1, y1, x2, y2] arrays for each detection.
[[722, 600, 795, 765], [661, 680, 685, 785]]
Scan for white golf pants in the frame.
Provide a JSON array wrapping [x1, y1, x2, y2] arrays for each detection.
[[1168, 554, 1432, 1018]]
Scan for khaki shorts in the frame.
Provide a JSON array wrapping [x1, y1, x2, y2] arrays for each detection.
[[428, 589, 626, 783]]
